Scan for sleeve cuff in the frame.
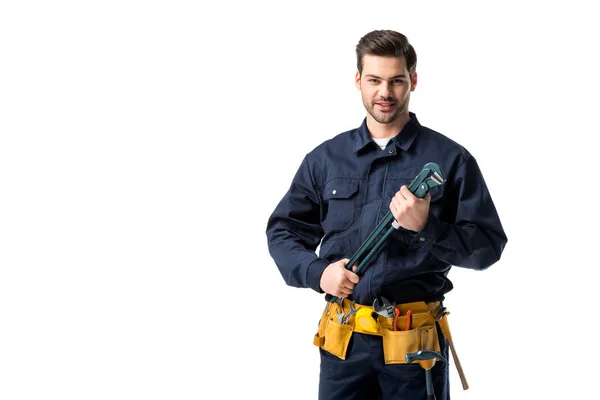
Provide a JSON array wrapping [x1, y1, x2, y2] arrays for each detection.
[[306, 258, 330, 293], [411, 213, 443, 247]]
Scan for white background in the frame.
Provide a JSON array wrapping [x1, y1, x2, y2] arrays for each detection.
[[1, 1, 599, 399]]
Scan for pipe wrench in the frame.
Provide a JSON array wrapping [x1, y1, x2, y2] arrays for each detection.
[[328, 162, 446, 304]]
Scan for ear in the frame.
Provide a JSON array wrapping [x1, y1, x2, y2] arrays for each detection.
[[410, 72, 418, 92], [355, 71, 361, 90]]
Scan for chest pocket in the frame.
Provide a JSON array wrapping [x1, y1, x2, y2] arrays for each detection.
[[321, 179, 359, 232]]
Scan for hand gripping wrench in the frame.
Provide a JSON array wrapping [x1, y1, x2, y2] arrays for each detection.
[[329, 163, 446, 304]]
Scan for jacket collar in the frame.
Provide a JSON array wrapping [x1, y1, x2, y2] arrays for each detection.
[[353, 112, 420, 153]]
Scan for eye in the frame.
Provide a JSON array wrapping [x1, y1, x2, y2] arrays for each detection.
[[368, 79, 380, 84], [392, 79, 405, 84]]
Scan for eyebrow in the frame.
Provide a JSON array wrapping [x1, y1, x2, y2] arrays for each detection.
[[364, 74, 407, 80]]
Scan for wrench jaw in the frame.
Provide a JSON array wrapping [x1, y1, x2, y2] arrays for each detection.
[[423, 171, 445, 192], [422, 162, 445, 182], [343, 301, 359, 324], [373, 297, 395, 319], [384, 304, 394, 318], [409, 163, 446, 198], [430, 171, 444, 185], [335, 300, 359, 324]]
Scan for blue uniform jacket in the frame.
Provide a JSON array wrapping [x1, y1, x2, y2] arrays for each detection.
[[266, 113, 508, 305]]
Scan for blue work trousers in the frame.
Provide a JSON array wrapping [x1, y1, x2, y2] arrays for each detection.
[[319, 331, 450, 400]]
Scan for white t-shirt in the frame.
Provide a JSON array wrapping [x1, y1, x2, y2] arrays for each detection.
[[372, 137, 392, 150]]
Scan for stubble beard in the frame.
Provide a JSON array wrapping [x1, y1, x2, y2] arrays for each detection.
[[364, 97, 408, 124]]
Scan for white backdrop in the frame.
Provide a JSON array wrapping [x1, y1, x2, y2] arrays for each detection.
[[1, 1, 599, 399]]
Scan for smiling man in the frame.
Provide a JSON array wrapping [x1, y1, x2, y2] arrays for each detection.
[[358, 55, 416, 131], [266, 30, 507, 399]]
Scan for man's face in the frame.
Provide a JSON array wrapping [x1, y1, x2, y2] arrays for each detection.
[[355, 55, 417, 125]]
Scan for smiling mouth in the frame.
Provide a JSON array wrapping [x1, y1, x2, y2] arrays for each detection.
[[375, 102, 396, 110]]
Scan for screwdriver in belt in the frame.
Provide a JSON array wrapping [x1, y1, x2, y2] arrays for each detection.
[[328, 162, 446, 305]]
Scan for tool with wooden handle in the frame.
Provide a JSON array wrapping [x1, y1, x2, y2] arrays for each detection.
[[406, 350, 449, 400], [439, 314, 469, 390], [428, 303, 469, 390]]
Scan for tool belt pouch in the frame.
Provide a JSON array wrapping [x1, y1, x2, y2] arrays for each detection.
[[322, 317, 353, 360], [381, 312, 441, 365], [313, 305, 353, 360], [313, 307, 328, 347]]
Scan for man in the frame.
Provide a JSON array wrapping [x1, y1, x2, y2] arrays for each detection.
[[265, 30, 507, 400]]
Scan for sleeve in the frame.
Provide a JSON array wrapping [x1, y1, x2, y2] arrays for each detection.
[[265, 155, 329, 292], [410, 154, 508, 270]]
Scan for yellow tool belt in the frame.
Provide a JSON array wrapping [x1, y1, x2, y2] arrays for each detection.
[[313, 298, 448, 364]]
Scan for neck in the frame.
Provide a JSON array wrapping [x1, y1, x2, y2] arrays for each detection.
[[366, 111, 411, 139]]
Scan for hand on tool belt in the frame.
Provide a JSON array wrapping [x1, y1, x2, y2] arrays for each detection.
[[319, 258, 359, 299]]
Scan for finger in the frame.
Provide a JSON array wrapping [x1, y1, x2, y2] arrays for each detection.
[[396, 188, 407, 201], [389, 201, 400, 221], [343, 277, 356, 289], [351, 263, 358, 272], [395, 191, 407, 205], [345, 270, 360, 284], [393, 195, 405, 214], [400, 185, 415, 201]]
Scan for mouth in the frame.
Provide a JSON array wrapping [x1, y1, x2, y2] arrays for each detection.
[[375, 102, 396, 111]]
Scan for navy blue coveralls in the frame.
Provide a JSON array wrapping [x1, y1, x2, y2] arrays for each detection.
[[266, 113, 508, 399]]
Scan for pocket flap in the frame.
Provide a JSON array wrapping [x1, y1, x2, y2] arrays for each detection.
[[323, 179, 359, 200]]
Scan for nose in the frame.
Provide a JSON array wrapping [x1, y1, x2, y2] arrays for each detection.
[[378, 82, 392, 98]]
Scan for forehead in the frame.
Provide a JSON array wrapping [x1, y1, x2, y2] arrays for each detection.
[[361, 55, 409, 77]]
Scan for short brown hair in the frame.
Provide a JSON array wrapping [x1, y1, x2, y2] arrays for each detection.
[[356, 30, 417, 76]]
